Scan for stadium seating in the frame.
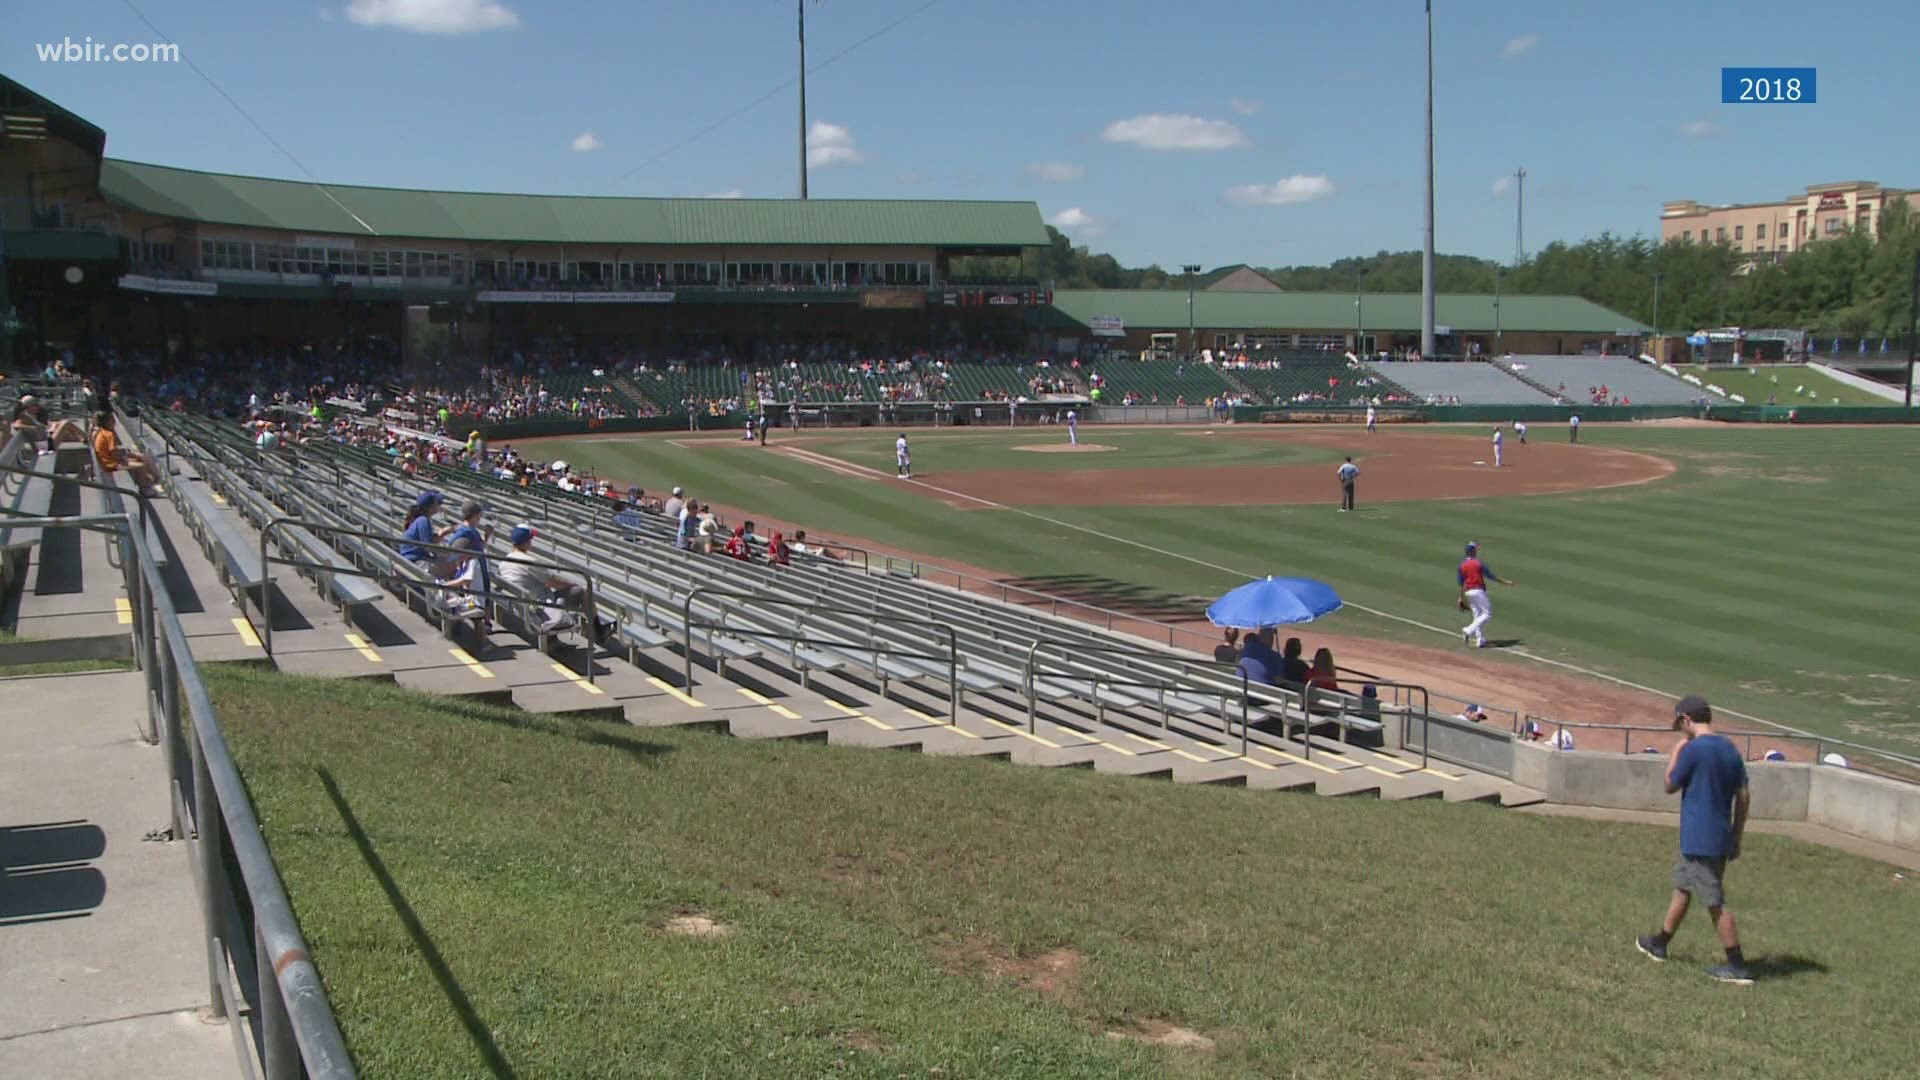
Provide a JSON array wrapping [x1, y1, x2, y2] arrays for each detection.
[[1502, 355, 1711, 406], [1085, 360, 1233, 404], [1226, 358, 1411, 405], [1365, 361, 1556, 405], [121, 408, 1542, 805]]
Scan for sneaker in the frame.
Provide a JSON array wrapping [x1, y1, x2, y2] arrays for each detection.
[[1461, 628, 1472, 646], [1636, 935, 1668, 962], [1705, 963, 1753, 986]]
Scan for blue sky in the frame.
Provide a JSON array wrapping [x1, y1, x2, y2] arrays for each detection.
[[14, 0, 1915, 268]]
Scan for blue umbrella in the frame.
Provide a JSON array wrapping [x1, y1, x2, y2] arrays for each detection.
[[1206, 576, 1343, 628]]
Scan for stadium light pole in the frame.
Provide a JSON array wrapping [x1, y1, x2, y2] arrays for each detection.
[[1420, 0, 1437, 360], [1514, 167, 1526, 263], [1183, 263, 1203, 360], [1492, 265, 1502, 357], [1652, 271, 1663, 354], [1355, 267, 1368, 356], [798, 0, 810, 199], [1907, 247, 1918, 407]]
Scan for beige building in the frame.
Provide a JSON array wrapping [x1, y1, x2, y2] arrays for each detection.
[[1660, 181, 1918, 267]]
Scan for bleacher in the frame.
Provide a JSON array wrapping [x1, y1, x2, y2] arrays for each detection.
[[120, 407, 1541, 806], [1503, 355, 1712, 406], [1366, 360, 1556, 405], [1085, 360, 1233, 404], [1228, 357, 1411, 405]]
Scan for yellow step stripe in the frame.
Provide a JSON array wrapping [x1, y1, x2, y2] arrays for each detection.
[[646, 675, 702, 707], [550, 661, 605, 695], [1251, 743, 1340, 774], [736, 688, 805, 721], [230, 617, 261, 648], [114, 598, 132, 625], [344, 633, 381, 663], [448, 647, 494, 679], [906, 706, 979, 738], [980, 717, 1061, 749]]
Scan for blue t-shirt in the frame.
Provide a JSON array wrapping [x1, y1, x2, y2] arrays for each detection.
[[399, 515, 436, 562], [1671, 734, 1748, 857], [446, 523, 488, 590], [1237, 636, 1280, 686]]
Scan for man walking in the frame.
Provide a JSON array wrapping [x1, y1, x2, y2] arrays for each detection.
[[1637, 695, 1753, 985], [1337, 456, 1359, 512], [1457, 540, 1514, 648], [1365, 404, 1378, 434]]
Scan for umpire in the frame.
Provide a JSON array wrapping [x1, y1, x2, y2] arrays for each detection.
[[1337, 456, 1359, 512]]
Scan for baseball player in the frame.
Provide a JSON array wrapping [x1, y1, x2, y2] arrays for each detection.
[[1457, 540, 1515, 648], [1365, 404, 1378, 433], [895, 432, 912, 479], [1337, 456, 1359, 512], [1514, 420, 1528, 444], [1067, 408, 1079, 446], [1492, 426, 1504, 468], [1569, 413, 1581, 444]]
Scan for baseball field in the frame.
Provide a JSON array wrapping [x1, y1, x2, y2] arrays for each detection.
[[532, 421, 1920, 759]]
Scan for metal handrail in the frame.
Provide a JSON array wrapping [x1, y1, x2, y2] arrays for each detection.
[[0, 460, 159, 561], [256, 519, 602, 684], [5, 512, 354, 1078], [1520, 712, 1920, 778], [1020, 637, 1308, 760], [681, 586, 962, 720]]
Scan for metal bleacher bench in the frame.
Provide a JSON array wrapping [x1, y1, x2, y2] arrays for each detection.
[[278, 521, 383, 611], [1, 471, 54, 553], [176, 480, 266, 593]]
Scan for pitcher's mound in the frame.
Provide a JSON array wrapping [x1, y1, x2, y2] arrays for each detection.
[[1012, 443, 1117, 453]]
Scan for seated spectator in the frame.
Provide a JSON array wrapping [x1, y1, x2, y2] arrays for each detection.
[[662, 486, 686, 521], [723, 524, 751, 561], [1761, 749, 1787, 762], [674, 498, 698, 551], [91, 411, 160, 495], [1304, 647, 1341, 711], [399, 490, 444, 563], [1279, 637, 1310, 686], [766, 530, 791, 567], [436, 535, 488, 627], [1237, 627, 1280, 686], [498, 525, 616, 645], [1213, 628, 1241, 664], [1458, 703, 1488, 723]]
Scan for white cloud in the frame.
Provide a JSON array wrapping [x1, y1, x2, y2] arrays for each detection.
[[1678, 117, 1723, 137], [570, 131, 603, 153], [319, 7, 335, 22], [703, 189, 745, 199], [806, 121, 863, 168], [1492, 175, 1513, 195], [1503, 33, 1539, 57], [346, 0, 519, 34], [1026, 161, 1085, 183], [1046, 207, 1103, 236], [1100, 113, 1248, 151], [1230, 96, 1262, 116], [1223, 174, 1336, 206]]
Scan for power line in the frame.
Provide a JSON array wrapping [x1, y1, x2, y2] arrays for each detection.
[[612, 0, 941, 186], [117, 0, 377, 234]]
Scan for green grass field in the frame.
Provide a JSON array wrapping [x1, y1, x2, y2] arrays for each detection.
[[540, 424, 1920, 757], [218, 667, 1917, 1079], [803, 428, 1347, 473], [1681, 365, 1907, 408]]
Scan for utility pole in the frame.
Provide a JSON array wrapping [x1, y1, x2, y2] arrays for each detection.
[[1420, 0, 1436, 360], [798, 0, 810, 199], [1514, 167, 1526, 263], [1907, 248, 1918, 407], [1652, 271, 1663, 359], [1183, 263, 1203, 359]]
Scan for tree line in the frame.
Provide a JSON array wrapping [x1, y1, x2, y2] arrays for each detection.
[[964, 201, 1920, 336]]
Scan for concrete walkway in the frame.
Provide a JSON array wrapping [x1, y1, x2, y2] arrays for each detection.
[[0, 670, 242, 1079], [1519, 803, 1920, 873]]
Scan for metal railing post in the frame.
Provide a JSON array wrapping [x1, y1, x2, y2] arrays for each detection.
[[189, 733, 228, 1017], [944, 623, 961, 720], [256, 922, 300, 1079], [259, 526, 275, 658], [1024, 640, 1042, 732], [1240, 671, 1250, 758], [682, 586, 704, 693]]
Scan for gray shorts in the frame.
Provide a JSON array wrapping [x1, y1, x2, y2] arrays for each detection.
[[1673, 855, 1727, 907]]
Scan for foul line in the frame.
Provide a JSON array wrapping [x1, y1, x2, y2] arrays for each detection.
[[782, 443, 1823, 745]]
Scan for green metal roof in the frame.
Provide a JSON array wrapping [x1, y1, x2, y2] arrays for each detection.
[[1049, 289, 1647, 335], [97, 159, 1049, 248]]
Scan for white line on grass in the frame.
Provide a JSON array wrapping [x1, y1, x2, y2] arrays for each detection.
[[783, 444, 1825, 742]]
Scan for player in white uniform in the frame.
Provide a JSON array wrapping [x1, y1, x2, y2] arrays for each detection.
[[1067, 408, 1079, 446], [1514, 420, 1528, 444], [895, 433, 911, 479], [1365, 404, 1378, 433], [1492, 426, 1504, 467]]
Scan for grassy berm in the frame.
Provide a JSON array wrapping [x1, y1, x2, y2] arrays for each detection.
[[216, 668, 1915, 1079]]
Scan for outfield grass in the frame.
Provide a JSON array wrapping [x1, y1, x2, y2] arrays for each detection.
[[802, 428, 1347, 473], [1681, 364, 1906, 408], [541, 425, 1920, 756], [218, 667, 1914, 1079]]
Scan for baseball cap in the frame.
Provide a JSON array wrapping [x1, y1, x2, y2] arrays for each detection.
[[509, 524, 536, 547], [1674, 694, 1712, 725], [460, 499, 484, 519], [1464, 541, 1478, 554], [415, 490, 444, 510], [671, 486, 684, 496]]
